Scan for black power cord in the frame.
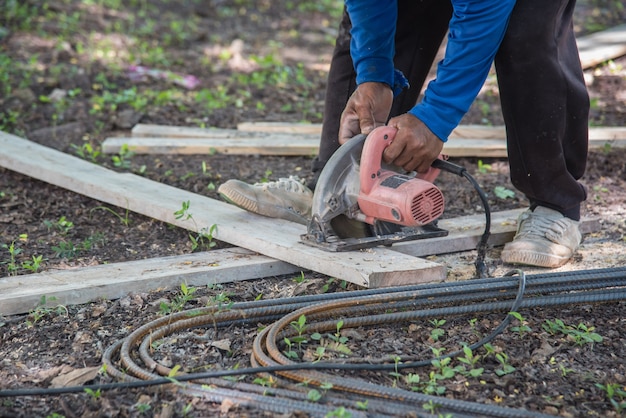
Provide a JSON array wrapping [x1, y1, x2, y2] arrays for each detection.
[[432, 158, 492, 278]]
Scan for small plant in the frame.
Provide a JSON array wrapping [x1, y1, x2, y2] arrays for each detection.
[[494, 186, 515, 200], [43, 216, 74, 234], [293, 271, 307, 284], [548, 357, 575, 377], [283, 337, 299, 360], [494, 351, 516, 376], [111, 143, 135, 169], [429, 318, 446, 341], [174, 201, 218, 250], [509, 311, 531, 337], [313, 346, 326, 362], [356, 399, 368, 410], [51, 240, 77, 259], [189, 224, 218, 251], [302, 382, 333, 403], [328, 319, 351, 354], [259, 169, 273, 183], [477, 160, 492, 174], [71, 142, 101, 162], [325, 406, 350, 418], [159, 283, 197, 315], [91, 205, 131, 227], [389, 355, 403, 386], [542, 318, 603, 347], [27, 296, 68, 326], [253, 375, 276, 388], [310, 319, 352, 357], [456, 344, 484, 377], [290, 314, 309, 351], [84, 388, 101, 400], [595, 382, 626, 413], [21, 254, 45, 273], [307, 388, 322, 402], [422, 400, 451, 417], [431, 347, 463, 380], [1, 239, 23, 275]]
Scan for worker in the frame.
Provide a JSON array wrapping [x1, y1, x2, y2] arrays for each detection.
[[218, 0, 589, 269]]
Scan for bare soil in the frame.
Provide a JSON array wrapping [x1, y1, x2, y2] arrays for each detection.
[[1, 1, 626, 417]]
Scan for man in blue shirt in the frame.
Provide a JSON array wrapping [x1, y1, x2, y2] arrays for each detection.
[[219, 0, 589, 269]]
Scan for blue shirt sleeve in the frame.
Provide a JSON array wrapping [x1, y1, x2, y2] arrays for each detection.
[[345, 0, 517, 142]]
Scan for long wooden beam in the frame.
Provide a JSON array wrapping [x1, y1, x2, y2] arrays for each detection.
[[0, 248, 303, 316], [0, 131, 446, 289]]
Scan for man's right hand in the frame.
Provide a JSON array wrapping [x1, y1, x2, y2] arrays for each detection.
[[338, 82, 393, 144]]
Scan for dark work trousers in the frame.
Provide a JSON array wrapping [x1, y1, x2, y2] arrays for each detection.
[[312, 0, 589, 221]]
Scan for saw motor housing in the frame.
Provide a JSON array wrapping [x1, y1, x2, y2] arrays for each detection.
[[357, 126, 445, 227], [301, 126, 449, 251]]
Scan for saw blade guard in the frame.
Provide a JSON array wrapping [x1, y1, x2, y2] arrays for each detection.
[[357, 126, 445, 226]]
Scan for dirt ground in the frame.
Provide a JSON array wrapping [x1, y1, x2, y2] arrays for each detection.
[[1, 1, 626, 417]]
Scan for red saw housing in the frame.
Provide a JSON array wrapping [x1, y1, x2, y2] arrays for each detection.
[[357, 126, 445, 227]]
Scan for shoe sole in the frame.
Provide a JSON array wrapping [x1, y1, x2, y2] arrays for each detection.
[[218, 185, 259, 213], [501, 250, 570, 268]]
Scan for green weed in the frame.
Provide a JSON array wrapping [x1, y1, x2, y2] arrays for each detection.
[[494, 352, 516, 376], [1, 239, 23, 275], [509, 311, 532, 337], [28, 296, 68, 326], [542, 318, 603, 347], [44, 216, 75, 235], [494, 186, 515, 200], [111, 143, 135, 169], [595, 382, 626, 413], [71, 142, 102, 163], [159, 283, 197, 315], [429, 318, 446, 341], [91, 205, 131, 227]]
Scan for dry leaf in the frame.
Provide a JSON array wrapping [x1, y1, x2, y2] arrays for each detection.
[[210, 339, 231, 351], [220, 398, 235, 414], [50, 366, 100, 388]]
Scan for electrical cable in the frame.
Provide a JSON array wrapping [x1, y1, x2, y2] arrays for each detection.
[[432, 158, 492, 278]]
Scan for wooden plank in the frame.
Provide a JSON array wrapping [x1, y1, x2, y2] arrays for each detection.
[[0, 130, 446, 289], [577, 24, 626, 69], [103, 131, 626, 157], [0, 248, 304, 316], [102, 136, 319, 156], [394, 209, 600, 257], [238, 122, 626, 142], [237, 121, 322, 135]]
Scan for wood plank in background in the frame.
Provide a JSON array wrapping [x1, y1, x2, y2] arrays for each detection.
[[577, 24, 626, 69], [106, 124, 626, 157], [102, 136, 319, 156]]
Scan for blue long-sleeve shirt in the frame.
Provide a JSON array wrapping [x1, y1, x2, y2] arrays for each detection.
[[345, 0, 516, 141]]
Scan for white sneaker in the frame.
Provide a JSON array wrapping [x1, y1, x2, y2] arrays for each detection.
[[218, 176, 313, 225], [501, 206, 582, 268]]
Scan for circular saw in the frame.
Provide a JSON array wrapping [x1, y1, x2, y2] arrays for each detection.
[[300, 126, 449, 251]]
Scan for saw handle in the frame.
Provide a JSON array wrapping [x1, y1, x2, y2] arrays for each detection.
[[360, 126, 448, 190], [359, 126, 398, 194]]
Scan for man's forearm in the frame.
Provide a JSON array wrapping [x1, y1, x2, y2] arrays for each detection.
[[345, 0, 398, 88]]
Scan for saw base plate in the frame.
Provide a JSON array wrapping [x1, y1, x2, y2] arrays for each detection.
[[300, 223, 448, 252]]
